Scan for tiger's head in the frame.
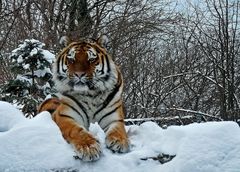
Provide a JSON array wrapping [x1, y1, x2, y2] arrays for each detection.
[[53, 36, 120, 95]]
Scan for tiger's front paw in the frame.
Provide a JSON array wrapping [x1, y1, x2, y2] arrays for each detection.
[[105, 132, 130, 153], [72, 132, 101, 161]]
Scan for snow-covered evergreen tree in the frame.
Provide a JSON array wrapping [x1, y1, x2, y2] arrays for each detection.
[[1, 39, 55, 117]]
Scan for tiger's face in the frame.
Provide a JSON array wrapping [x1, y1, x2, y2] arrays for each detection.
[[66, 45, 99, 79], [53, 39, 118, 94], [66, 43, 102, 89]]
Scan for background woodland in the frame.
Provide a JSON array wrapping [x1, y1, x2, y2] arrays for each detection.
[[0, 0, 239, 125]]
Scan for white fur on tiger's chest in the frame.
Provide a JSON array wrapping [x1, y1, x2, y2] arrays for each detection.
[[78, 93, 107, 109], [65, 84, 121, 127], [66, 91, 111, 120]]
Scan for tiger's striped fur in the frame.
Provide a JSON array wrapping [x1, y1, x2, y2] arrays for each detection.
[[38, 36, 129, 161]]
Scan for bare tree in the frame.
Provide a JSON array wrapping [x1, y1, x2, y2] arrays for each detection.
[[189, 0, 240, 120]]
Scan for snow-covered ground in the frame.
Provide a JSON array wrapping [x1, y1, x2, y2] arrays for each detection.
[[0, 101, 240, 172]]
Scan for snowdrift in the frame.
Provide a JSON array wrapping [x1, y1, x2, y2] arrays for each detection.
[[0, 101, 239, 172]]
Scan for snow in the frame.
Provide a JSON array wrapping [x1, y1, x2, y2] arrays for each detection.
[[0, 101, 240, 172], [10, 39, 55, 65], [0, 101, 25, 132], [30, 47, 38, 56], [17, 55, 23, 63], [23, 64, 30, 70], [16, 75, 32, 84], [34, 68, 52, 77], [42, 50, 55, 63]]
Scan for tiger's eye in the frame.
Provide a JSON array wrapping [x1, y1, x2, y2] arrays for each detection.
[[67, 58, 75, 64], [89, 58, 96, 63]]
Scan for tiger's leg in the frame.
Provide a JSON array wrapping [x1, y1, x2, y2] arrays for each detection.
[[53, 104, 101, 161], [37, 97, 61, 115], [99, 105, 129, 153]]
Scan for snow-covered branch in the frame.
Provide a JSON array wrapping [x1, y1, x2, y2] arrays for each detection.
[[125, 115, 194, 123], [168, 107, 223, 121]]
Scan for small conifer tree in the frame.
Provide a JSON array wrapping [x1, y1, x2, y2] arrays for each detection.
[[1, 39, 55, 117]]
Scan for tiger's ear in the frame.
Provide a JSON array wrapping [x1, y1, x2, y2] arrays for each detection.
[[59, 36, 70, 48], [96, 35, 109, 49]]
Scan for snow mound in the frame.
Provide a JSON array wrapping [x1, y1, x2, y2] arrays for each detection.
[[0, 101, 26, 132], [0, 101, 240, 172]]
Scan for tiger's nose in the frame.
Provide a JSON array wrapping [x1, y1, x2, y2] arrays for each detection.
[[75, 71, 86, 78]]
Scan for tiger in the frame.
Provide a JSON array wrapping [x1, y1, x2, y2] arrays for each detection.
[[38, 36, 129, 161]]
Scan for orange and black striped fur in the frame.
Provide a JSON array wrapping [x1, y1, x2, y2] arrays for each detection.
[[38, 36, 129, 161]]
